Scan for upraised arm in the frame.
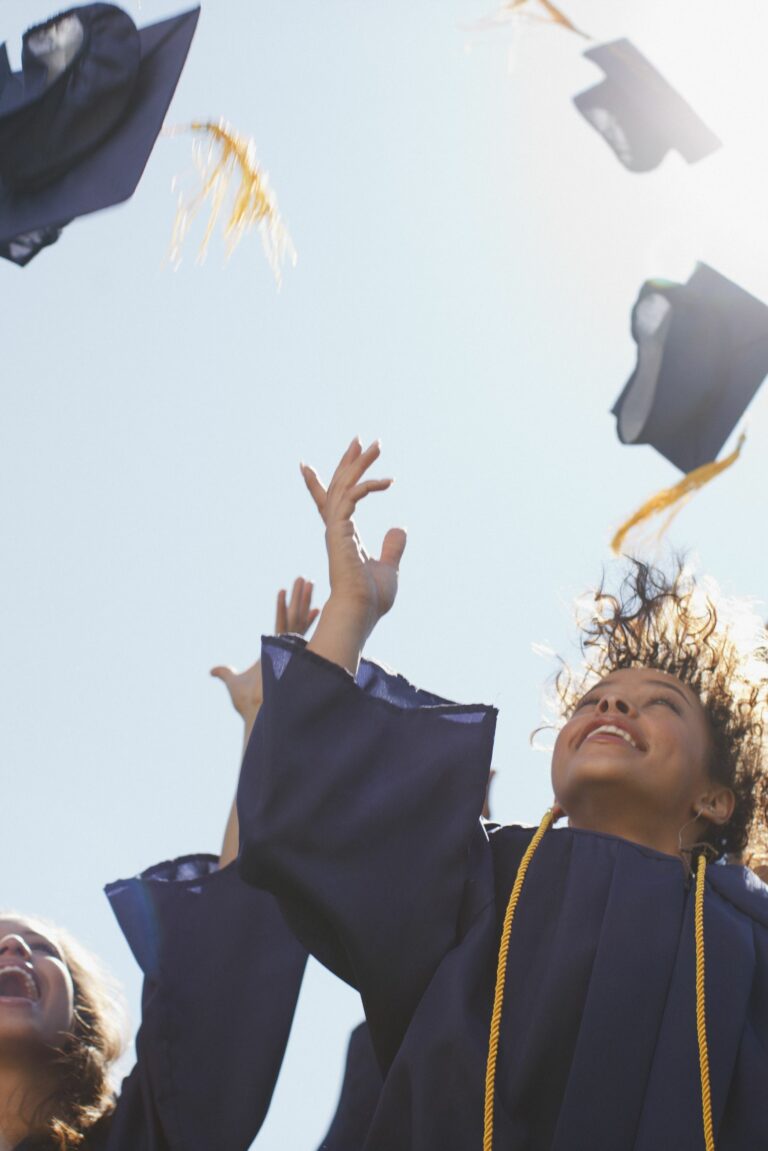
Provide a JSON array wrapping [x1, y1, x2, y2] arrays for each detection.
[[212, 577, 319, 867], [301, 437, 406, 674]]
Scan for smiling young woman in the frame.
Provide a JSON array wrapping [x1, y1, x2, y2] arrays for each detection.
[[236, 438, 768, 1151], [0, 915, 123, 1151], [0, 861, 307, 1151]]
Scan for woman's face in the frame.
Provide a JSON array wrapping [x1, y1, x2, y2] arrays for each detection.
[[0, 916, 75, 1049], [551, 666, 726, 852]]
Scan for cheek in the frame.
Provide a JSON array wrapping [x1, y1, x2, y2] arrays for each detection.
[[549, 727, 572, 797], [42, 966, 76, 1035]]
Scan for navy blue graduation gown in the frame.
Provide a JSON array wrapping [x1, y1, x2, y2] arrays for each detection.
[[316, 1022, 382, 1151], [18, 854, 307, 1151], [238, 636, 768, 1151]]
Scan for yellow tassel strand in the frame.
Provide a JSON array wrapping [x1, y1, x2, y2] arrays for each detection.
[[168, 119, 296, 285], [483, 808, 555, 1151], [695, 856, 716, 1151], [494, 0, 590, 39], [611, 434, 746, 557]]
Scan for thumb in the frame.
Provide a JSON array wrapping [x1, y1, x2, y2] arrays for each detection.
[[379, 527, 407, 571], [210, 666, 236, 689]]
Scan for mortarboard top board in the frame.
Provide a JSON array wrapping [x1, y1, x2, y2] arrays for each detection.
[[612, 263, 768, 474], [0, 3, 200, 267], [573, 39, 721, 173]]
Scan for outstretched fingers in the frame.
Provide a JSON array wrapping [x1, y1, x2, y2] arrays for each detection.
[[275, 588, 288, 633], [298, 578, 319, 629], [347, 439, 381, 485], [301, 463, 327, 514], [380, 527, 407, 571], [350, 477, 394, 503], [275, 577, 320, 636]]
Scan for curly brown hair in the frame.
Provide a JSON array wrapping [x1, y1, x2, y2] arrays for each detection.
[[2, 912, 127, 1150], [553, 559, 768, 860]]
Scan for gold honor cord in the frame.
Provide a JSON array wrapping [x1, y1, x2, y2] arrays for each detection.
[[483, 808, 555, 1151], [695, 856, 715, 1151], [611, 434, 746, 557], [483, 816, 716, 1151]]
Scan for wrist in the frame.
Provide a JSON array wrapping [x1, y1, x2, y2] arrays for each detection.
[[308, 594, 373, 676], [238, 701, 262, 727], [323, 593, 376, 639]]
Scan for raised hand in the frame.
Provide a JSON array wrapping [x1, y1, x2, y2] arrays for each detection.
[[275, 576, 321, 637], [211, 577, 319, 726], [301, 438, 406, 628], [302, 438, 406, 673]]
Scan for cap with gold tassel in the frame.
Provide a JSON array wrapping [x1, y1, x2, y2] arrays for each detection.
[[611, 264, 768, 555], [167, 118, 296, 285]]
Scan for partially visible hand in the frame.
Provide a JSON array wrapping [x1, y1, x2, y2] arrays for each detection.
[[275, 576, 321, 636], [301, 438, 406, 636], [211, 577, 320, 725]]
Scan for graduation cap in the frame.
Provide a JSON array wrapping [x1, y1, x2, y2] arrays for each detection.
[[0, 3, 200, 266], [611, 263, 768, 553], [573, 39, 721, 173]]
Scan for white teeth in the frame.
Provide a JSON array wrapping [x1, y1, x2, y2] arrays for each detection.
[[0, 966, 39, 1001], [585, 724, 638, 749]]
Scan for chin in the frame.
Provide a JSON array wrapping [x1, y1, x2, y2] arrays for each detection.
[[0, 1013, 48, 1048], [558, 759, 635, 797]]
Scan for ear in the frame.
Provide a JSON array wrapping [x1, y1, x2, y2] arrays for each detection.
[[696, 786, 736, 826]]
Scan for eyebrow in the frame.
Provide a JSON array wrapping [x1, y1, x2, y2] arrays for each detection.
[[593, 677, 693, 708]]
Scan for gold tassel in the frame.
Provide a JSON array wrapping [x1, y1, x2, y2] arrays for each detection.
[[611, 434, 746, 556], [168, 119, 296, 285], [496, 0, 591, 39]]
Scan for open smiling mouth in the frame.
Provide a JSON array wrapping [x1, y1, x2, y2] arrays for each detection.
[[583, 724, 640, 749], [0, 966, 40, 1004]]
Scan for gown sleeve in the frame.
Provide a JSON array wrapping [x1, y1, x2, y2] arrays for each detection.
[[97, 853, 307, 1151], [316, 1022, 382, 1151], [237, 636, 497, 1069]]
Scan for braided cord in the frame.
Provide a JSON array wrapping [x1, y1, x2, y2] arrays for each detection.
[[483, 808, 555, 1151], [695, 856, 715, 1151]]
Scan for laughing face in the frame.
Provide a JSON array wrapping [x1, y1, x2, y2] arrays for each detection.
[[551, 667, 734, 854], [0, 917, 75, 1049]]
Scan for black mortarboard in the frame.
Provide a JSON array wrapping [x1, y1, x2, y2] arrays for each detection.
[[0, 3, 200, 266], [610, 263, 768, 553], [573, 39, 721, 173], [613, 263, 768, 473]]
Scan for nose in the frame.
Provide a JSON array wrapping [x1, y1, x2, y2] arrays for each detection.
[[596, 692, 636, 717], [0, 934, 32, 961]]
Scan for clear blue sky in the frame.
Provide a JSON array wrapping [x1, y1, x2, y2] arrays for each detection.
[[3, 1, 768, 1146]]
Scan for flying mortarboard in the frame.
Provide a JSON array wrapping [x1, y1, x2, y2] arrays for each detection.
[[611, 263, 768, 553], [0, 3, 200, 266], [574, 39, 721, 173]]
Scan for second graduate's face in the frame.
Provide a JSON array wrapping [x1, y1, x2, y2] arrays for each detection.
[[551, 667, 716, 843], [0, 916, 75, 1050]]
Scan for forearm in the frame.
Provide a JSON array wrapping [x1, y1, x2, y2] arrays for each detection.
[[307, 596, 372, 675], [219, 707, 261, 867]]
